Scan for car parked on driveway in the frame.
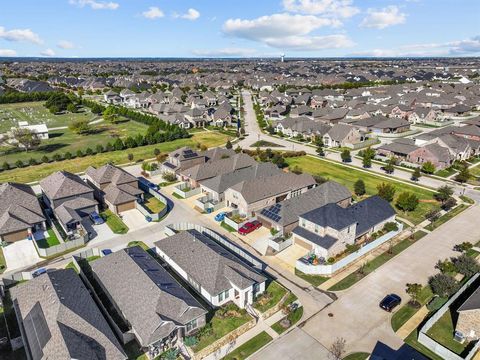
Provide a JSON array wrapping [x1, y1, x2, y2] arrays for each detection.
[[379, 294, 401, 312], [89, 211, 104, 225], [238, 220, 262, 235], [214, 212, 227, 222]]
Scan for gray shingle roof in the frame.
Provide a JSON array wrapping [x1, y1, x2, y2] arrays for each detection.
[[458, 285, 480, 312], [91, 246, 206, 347], [0, 183, 45, 235], [292, 226, 338, 249], [154, 230, 266, 295], [40, 171, 93, 201], [10, 269, 126, 360], [258, 181, 351, 227], [86, 164, 137, 186]]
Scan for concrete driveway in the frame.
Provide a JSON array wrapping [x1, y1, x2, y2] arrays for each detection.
[[83, 219, 116, 245], [243, 227, 271, 255], [121, 209, 153, 231], [3, 240, 41, 271], [275, 244, 309, 273]]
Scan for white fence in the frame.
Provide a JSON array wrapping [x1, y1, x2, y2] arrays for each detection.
[[173, 182, 201, 199], [295, 223, 403, 276], [138, 180, 170, 221], [268, 233, 293, 252], [418, 274, 480, 360], [165, 223, 265, 271]]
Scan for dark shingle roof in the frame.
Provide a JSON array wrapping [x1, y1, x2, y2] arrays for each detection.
[[40, 171, 93, 201]]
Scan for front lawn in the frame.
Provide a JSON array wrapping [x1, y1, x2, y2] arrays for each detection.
[[253, 281, 287, 313], [294, 268, 329, 287], [426, 309, 471, 356], [35, 227, 60, 248], [285, 156, 439, 224], [222, 331, 272, 360], [143, 194, 166, 213], [192, 304, 252, 352], [391, 285, 434, 332], [329, 231, 428, 291], [343, 353, 370, 360], [101, 209, 129, 234], [271, 306, 304, 335]]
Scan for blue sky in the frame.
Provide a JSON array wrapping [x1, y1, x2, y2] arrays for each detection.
[[0, 0, 479, 58]]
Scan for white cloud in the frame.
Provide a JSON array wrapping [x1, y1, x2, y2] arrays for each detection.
[[0, 26, 42, 44], [175, 8, 200, 21], [57, 40, 75, 49], [283, 0, 359, 18], [223, 13, 351, 51], [40, 48, 56, 57], [69, 0, 119, 10], [360, 6, 406, 29], [192, 47, 257, 57], [351, 36, 480, 57], [0, 49, 17, 57], [142, 6, 164, 19]]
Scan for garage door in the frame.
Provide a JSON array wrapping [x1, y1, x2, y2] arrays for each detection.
[[258, 217, 272, 229], [294, 237, 313, 251], [117, 201, 136, 213], [3, 229, 29, 243]]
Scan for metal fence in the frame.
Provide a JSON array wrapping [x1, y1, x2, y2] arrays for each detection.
[[165, 223, 265, 271], [137, 181, 170, 220], [33, 235, 88, 258], [418, 273, 480, 360], [296, 223, 403, 276]]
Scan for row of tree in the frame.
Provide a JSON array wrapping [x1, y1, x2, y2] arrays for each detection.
[[0, 90, 57, 104]]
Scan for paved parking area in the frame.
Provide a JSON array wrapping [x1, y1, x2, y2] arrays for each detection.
[[3, 239, 41, 271], [275, 244, 309, 272]]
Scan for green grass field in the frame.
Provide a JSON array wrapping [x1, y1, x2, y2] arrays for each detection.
[[222, 331, 272, 360], [285, 156, 440, 224], [0, 101, 98, 133], [143, 194, 166, 213], [2, 118, 147, 165], [101, 209, 129, 234], [253, 281, 287, 313], [0, 131, 230, 184]]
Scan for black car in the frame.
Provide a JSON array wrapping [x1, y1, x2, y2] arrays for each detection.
[[379, 294, 401, 312]]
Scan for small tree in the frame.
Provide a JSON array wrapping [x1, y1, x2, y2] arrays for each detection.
[[442, 197, 457, 211], [406, 283, 423, 306], [384, 157, 395, 174], [377, 182, 396, 202], [434, 185, 454, 204], [234, 145, 242, 153], [66, 103, 77, 113], [225, 139, 233, 149], [354, 179, 366, 196], [154, 148, 161, 156], [2, 162, 10, 171], [69, 119, 91, 134], [421, 161, 436, 174], [127, 153, 134, 162], [455, 165, 470, 183], [103, 105, 119, 124], [329, 337, 346, 360], [452, 254, 480, 278], [340, 149, 351, 163], [12, 128, 41, 151], [315, 137, 325, 157], [362, 147, 375, 168], [411, 167, 421, 181], [396, 192, 419, 212], [429, 273, 458, 298]]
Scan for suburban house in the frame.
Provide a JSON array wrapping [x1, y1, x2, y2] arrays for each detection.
[[257, 181, 352, 234], [85, 164, 143, 214], [274, 117, 330, 140], [224, 172, 316, 217], [199, 162, 282, 202], [407, 143, 454, 170], [455, 285, 480, 340], [90, 246, 207, 356], [10, 269, 126, 360], [376, 139, 419, 161], [323, 124, 363, 148], [39, 171, 98, 234], [0, 183, 46, 243], [370, 118, 410, 134], [161, 147, 207, 174], [18, 122, 49, 140], [155, 229, 267, 309], [178, 153, 257, 188], [292, 196, 396, 259]]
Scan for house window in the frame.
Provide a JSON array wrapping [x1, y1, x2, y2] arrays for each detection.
[[218, 289, 229, 302], [186, 318, 198, 333]]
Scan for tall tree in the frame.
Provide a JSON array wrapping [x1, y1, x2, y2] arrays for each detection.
[[354, 179, 366, 196], [455, 165, 470, 183], [12, 128, 41, 152], [340, 149, 351, 163], [396, 192, 419, 212], [377, 182, 396, 202]]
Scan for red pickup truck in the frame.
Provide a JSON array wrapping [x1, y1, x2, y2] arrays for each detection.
[[238, 220, 262, 235]]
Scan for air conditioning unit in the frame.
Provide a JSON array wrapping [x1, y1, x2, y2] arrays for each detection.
[[454, 331, 466, 343]]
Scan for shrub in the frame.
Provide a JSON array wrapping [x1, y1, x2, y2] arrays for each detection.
[[52, 153, 62, 162], [452, 254, 480, 278], [162, 172, 177, 182], [96, 144, 104, 153], [383, 222, 398, 232], [29, 158, 37, 165], [76, 150, 83, 157], [15, 160, 24, 168], [2, 162, 10, 171], [85, 147, 93, 156], [429, 273, 458, 297], [64, 151, 72, 160], [377, 182, 396, 202], [354, 179, 366, 196]]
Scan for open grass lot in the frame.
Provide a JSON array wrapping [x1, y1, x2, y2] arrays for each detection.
[[253, 281, 287, 313], [426, 309, 471, 356], [143, 193, 166, 213], [0, 101, 98, 133], [285, 156, 440, 224], [329, 231, 428, 292], [0, 131, 230, 184], [222, 331, 272, 360], [193, 304, 252, 352], [101, 209, 129, 234], [2, 119, 147, 165]]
